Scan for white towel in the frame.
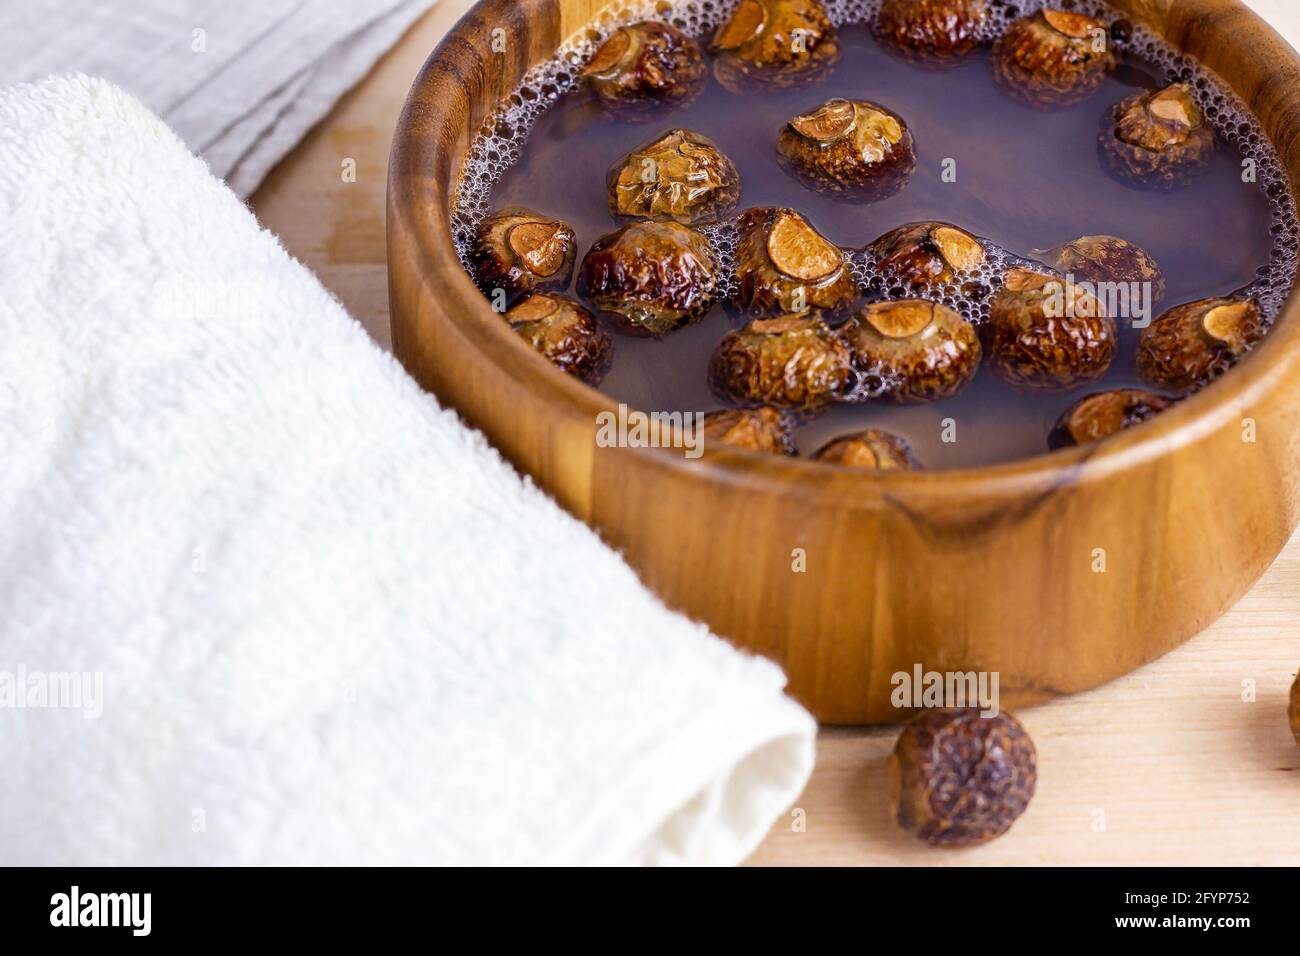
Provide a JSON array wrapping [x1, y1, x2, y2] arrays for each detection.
[[0, 74, 815, 866], [0, 0, 441, 197]]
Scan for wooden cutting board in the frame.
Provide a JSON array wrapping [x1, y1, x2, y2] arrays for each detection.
[[251, 0, 1300, 866]]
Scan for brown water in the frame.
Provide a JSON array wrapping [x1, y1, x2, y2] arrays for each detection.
[[470, 8, 1292, 468]]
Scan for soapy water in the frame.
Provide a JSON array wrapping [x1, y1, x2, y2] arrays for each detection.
[[450, 0, 1299, 334]]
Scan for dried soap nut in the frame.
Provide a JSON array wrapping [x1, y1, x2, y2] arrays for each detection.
[[471, 207, 577, 302], [984, 267, 1117, 391], [871, 221, 987, 289], [992, 9, 1116, 107], [1048, 389, 1174, 449], [1100, 84, 1216, 189], [577, 221, 719, 337], [813, 429, 921, 470], [709, 314, 852, 412], [701, 407, 797, 455], [1290, 672, 1299, 750], [776, 98, 916, 201], [1033, 234, 1166, 303], [838, 299, 981, 403], [1136, 297, 1264, 394], [580, 22, 708, 119], [711, 0, 841, 92], [890, 708, 1037, 847], [505, 293, 613, 385], [734, 207, 858, 319], [875, 0, 991, 61], [608, 128, 742, 225]]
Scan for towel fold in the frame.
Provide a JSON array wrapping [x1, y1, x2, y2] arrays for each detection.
[[0, 0, 442, 197], [0, 75, 815, 865]]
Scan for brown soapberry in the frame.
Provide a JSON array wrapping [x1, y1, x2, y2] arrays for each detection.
[[1100, 83, 1216, 189], [701, 407, 796, 456], [875, 0, 990, 61], [505, 293, 613, 386], [1290, 672, 1299, 750], [472, 207, 577, 303], [776, 98, 916, 201], [581, 21, 708, 119], [1136, 296, 1264, 394], [734, 207, 858, 319], [709, 314, 852, 412], [890, 708, 1037, 847], [710, 0, 841, 92], [984, 266, 1116, 391], [578, 221, 719, 336], [814, 430, 921, 470], [1033, 234, 1166, 304], [837, 299, 981, 404], [1048, 389, 1174, 449], [608, 128, 742, 225], [871, 221, 987, 290], [992, 9, 1116, 107]]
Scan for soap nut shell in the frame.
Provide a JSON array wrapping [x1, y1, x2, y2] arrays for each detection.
[[709, 314, 852, 411], [505, 293, 613, 385], [776, 98, 916, 201], [581, 22, 708, 119], [814, 429, 921, 470], [992, 10, 1116, 107], [1136, 297, 1264, 394], [734, 207, 858, 319], [890, 708, 1037, 847], [711, 0, 842, 92], [984, 267, 1117, 391], [472, 207, 577, 303], [578, 221, 719, 337]]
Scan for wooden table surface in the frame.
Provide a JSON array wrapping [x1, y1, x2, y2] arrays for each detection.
[[251, 1, 1300, 866]]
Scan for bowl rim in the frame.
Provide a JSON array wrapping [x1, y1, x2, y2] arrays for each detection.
[[389, 0, 1300, 505]]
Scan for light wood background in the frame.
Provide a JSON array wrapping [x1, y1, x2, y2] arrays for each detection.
[[250, 0, 1300, 865]]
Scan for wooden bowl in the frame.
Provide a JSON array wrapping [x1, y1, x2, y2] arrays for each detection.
[[388, 0, 1300, 723]]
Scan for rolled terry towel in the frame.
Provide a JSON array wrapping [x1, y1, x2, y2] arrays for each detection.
[[0, 75, 814, 866]]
